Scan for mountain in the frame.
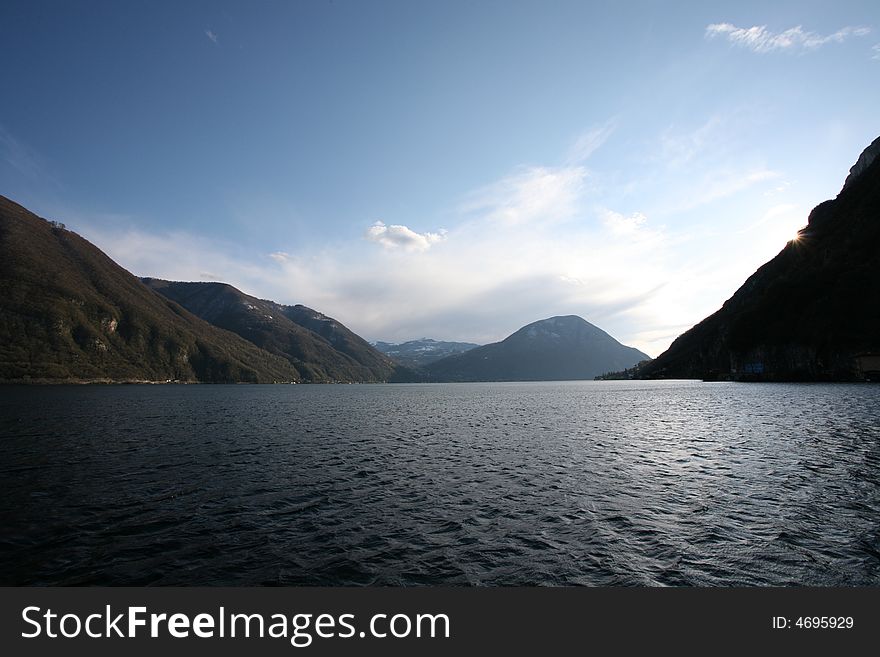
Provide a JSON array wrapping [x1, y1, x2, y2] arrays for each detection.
[[143, 279, 412, 382], [279, 304, 414, 380], [424, 315, 649, 381], [0, 195, 300, 383], [373, 338, 480, 368], [641, 136, 880, 381]]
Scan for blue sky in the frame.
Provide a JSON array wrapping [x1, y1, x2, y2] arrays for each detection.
[[2, 0, 879, 355]]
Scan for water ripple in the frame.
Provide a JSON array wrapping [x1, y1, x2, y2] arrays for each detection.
[[1, 381, 879, 586]]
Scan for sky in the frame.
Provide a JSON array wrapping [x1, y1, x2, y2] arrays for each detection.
[[1, 0, 879, 356]]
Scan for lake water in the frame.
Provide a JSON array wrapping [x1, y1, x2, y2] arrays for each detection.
[[1, 381, 878, 586]]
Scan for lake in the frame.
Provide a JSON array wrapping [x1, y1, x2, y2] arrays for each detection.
[[1, 381, 878, 585]]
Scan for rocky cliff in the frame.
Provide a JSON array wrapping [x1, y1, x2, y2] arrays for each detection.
[[641, 137, 880, 381]]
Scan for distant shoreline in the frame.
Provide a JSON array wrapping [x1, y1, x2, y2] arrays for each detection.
[[2, 377, 875, 386]]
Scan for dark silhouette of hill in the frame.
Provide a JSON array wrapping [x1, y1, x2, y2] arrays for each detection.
[[641, 136, 880, 381], [0, 195, 300, 382], [425, 315, 648, 381], [143, 280, 414, 382]]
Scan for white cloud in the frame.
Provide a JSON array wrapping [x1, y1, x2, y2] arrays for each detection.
[[601, 209, 649, 237], [75, 198, 674, 356], [462, 165, 587, 225], [705, 23, 870, 53], [658, 116, 726, 168], [764, 180, 792, 196], [677, 168, 780, 212], [741, 202, 806, 247], [566, 119, 617, 164], [72, 224, 275, 296], [365, 221, 446, 252], [205, 29, 219, 44], [744, 202, 800, 228], [873, 44, 880, 60], [67, 119, 803, 359], [650, 115, 782, 214]]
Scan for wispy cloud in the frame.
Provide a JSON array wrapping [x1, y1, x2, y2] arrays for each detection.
[[70, 120, 799, 358], [764, 179, 792, 197], [76, 181, 673, 355], [873, 44, 880, 60], [658, 115, 726, 168], [648, 113, 782, 214], [365, 221, 446, 252], [673, 168, 779, 213], [0, 124, 60, 189], [741, 202, 805, 243], [566, 119, 617, 164], [601, 209, 650, 238], [205, 29, 219, 44], [705, 23, 870, 53], [462, 165, 587, 225], [0, 125, 41, 180], [73, 223, 266, 287]]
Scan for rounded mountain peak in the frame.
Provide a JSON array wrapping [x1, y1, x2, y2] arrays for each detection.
[[509, 315, 606, 342]]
